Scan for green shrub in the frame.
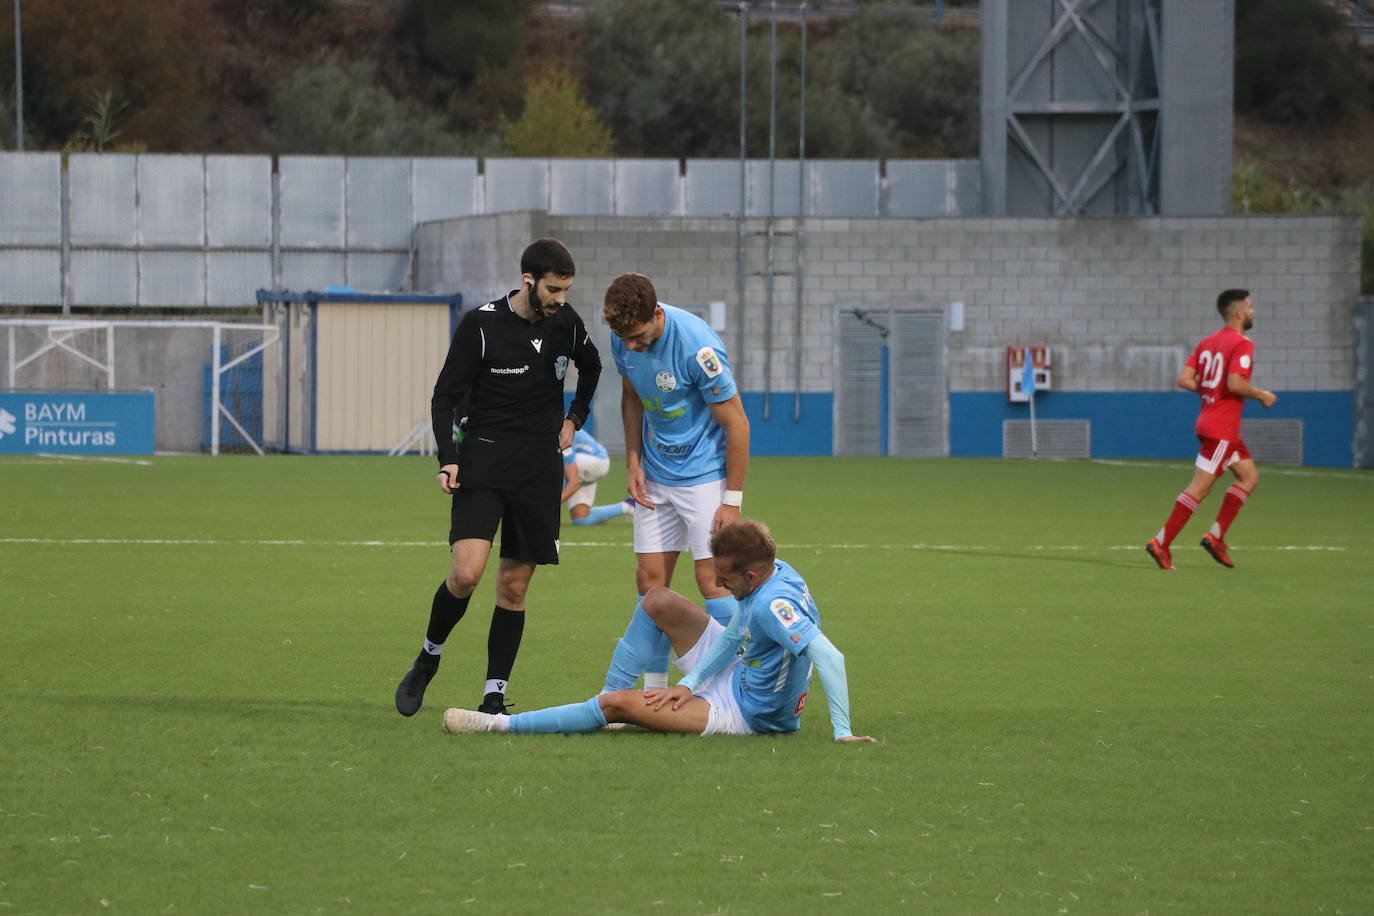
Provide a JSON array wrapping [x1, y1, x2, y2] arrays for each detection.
[[1235, 159, 1374, 295], [501, 67, 614, 157], [269, 60, 500, 156]]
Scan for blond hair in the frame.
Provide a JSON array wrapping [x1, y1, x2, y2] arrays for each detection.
[[709, 519, 776, 574]]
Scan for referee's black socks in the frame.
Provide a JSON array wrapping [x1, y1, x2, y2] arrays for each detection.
[[423, 581, 471, 655], [485, 606, 526, 696]]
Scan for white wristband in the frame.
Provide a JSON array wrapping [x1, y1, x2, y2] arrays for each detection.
[[722, 489, 744, 508]]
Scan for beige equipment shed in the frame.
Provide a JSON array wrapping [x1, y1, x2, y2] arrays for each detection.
[[256, 290, 463, 453]]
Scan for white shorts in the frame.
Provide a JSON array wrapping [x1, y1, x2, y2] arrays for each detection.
[[567, 455, 610, 509], [633, 478, 725, 558], [675, 618, 754, 736]]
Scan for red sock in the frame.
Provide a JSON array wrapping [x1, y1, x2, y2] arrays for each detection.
[[1209, 485, 1249, 540], [1158, 492, 1198, 547]]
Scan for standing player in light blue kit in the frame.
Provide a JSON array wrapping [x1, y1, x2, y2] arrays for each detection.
[[442, 519, 875, 743], [596, 272, 751, 692]]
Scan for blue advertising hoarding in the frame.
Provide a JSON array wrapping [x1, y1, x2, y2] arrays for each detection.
[[0, 392, 156, 455]]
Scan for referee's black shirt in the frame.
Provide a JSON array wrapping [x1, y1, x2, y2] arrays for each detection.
[[430, 292, 602, 467]]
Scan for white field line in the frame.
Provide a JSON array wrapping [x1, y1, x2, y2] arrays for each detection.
[[5, 454, 155, 466], [1088, 458, 1372, 481], [5, 454, 1364, 480], [0, 537, 1348, 552]]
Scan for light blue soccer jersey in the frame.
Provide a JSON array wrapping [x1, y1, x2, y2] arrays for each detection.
[[562, 428, 607, 467], [732, 560, 821, 735], [610, 304, 737, 487]]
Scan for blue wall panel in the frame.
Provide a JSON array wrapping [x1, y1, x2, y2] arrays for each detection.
[[949, 391, 1353, 467], [741, 392, 834, 457], [0, 391, 155, 454], [556, 389, 1356, 466]]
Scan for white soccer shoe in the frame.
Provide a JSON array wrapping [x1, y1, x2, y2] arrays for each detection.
[[442, 707, 501, 734]]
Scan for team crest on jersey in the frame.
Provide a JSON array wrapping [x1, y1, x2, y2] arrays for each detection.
[[655, 370, 677, 392], [770, 598, 800, 628], [696, 346, 723, 378], [555, 356, 569, 379]]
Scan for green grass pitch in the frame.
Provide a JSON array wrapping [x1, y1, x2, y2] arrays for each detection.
[[2, 454, 1371, 914]]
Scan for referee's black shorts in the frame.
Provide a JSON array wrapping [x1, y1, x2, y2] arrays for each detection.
[[449, 433, 563, 564]]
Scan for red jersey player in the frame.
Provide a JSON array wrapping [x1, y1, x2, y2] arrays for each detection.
[[1146, 289, 1277, 570]]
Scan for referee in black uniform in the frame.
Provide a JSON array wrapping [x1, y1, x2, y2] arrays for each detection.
[[395, 238, 601, 717]]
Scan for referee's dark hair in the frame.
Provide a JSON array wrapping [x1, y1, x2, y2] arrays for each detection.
[[521, 238, 576, 280], [1216, 288, 1249, 318]]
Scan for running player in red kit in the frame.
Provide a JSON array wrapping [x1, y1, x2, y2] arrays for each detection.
[[1146, 289, 1277, 570]]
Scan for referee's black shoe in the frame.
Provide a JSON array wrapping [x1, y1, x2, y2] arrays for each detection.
[[478, 692, 512, 715], [395, 652, 440, 717]]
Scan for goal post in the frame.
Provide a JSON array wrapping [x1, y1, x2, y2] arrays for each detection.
[[0, 318, 281, 455]]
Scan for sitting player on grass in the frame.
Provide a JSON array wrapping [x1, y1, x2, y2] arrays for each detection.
[[442, 518, 876, 743]]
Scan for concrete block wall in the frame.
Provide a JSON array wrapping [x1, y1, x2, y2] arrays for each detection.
[[415, 210, 1361, 463], [545, 213, 1360, 396], [415, 211, 549, 311]]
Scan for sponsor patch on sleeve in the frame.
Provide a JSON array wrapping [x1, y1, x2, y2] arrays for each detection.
[[1238, 354, 1251, 370], [696, 346, 723, 378], [770, 598, 800, 628]]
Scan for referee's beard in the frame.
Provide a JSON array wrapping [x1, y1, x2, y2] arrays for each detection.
[[527, 287, 557, 324]]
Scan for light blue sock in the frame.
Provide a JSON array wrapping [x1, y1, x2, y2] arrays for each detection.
[[602, 597, 670, 691], [572, 502, 630, 526], [508, 695, 608, 734], [704, 595, 738, 625]]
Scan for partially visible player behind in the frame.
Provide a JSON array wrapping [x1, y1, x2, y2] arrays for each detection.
[[1146, 288, 1277, 570], [561, 428, 634, 526]]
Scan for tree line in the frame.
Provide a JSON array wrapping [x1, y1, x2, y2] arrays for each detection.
[[0, 0, 977, 158]]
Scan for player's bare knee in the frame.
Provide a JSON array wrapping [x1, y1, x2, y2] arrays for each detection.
[[693, 570, 717, 596], [635, 567, 664, 595], [641, 586, 676, 622], [447, 569, 481, 597], [495, 585, 528, 609], [598, 690, 637, 720]]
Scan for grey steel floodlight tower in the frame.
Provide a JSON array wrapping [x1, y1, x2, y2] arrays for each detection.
[[981, 0, 1234, 217]]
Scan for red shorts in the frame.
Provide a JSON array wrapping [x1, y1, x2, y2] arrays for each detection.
[[1194, 435, 1250, 476]]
